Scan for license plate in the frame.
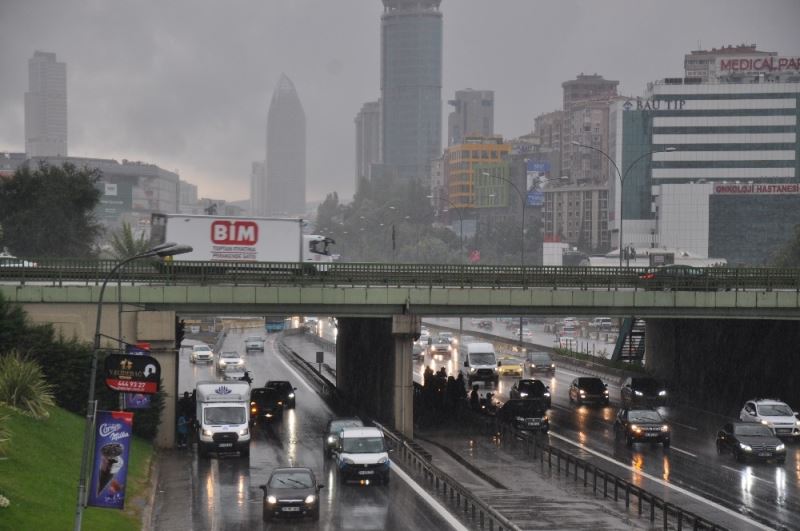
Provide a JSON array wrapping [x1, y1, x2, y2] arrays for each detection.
[[358, 470, 374, 475], [527, 420, 540, 426], [282, 507, 300, 512], [218, 443, 233, 448], [645, 433, 658, 437], [757, 452, 771, 457]]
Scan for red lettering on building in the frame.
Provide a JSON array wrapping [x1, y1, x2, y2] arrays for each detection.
[[210, 220, 258, 245]]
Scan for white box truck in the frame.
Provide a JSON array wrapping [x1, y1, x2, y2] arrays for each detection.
[[150, 213, 334, 263], [195, 380, 251, 458]]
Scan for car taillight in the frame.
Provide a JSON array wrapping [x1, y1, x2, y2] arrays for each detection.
[[641, 273, 655, 280]]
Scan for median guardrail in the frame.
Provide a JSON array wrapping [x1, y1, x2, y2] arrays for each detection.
[[2, 259, 800, 291]]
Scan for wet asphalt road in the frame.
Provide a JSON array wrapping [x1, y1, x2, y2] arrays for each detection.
[[421, 318, 800, 531], [167, 330, 458, 531]]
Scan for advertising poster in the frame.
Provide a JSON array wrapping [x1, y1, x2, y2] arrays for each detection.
[[123, 344, 151, 408], [88, 411, 133, 509]]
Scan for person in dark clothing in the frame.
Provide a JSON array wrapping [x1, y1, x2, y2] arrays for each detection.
[[436, 367, 447, 379], [176, 414, 189, 448], [178, 391, 193, 419], [469, 384, 480, 412]]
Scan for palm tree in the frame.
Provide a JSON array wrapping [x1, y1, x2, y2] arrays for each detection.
[[109, 221, 151, 259]]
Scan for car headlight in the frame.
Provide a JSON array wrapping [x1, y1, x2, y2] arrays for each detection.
[[760, 420, 771, 426], [739, 443, 752, 452], [796, 420, 800, 427], [530, 364, 536, 368], [469, 368, 477, 373], [550, 364, 555, 368], [542, 415, 549, 422], [658, 390, 667, 397], [327, 435, 337, 443], [519, 392, 528, 398], [603, 390, 609, 395], [579, 390, 586, 396], [250, 406, 257, 413], [305, 494, 317, 504], [776, 443, 786, 451], [266, 495, 277, 504], [631, 424, 642, 433], [660, 425, 669, 432], [342, 457, 355, 465], [239, 427, 249, 436], [377, 456, 389, 464], [288, 393, 295, 399], [634, 390, 643, 396], [544, 392, 551, 398], [203, 429, 213, 437]]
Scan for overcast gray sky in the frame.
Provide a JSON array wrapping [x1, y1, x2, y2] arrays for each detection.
[[1, 1, 798, 203]]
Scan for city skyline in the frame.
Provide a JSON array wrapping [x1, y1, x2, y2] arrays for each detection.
[[0, 0, 798, 203]]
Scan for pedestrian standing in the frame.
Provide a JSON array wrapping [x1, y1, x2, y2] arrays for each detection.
[[177, 414, 189, 448]]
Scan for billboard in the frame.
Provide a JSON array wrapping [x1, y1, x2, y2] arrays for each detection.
[[88, 411, 133, 509], [526, 160, 551, 197], [96, 181, 133, 221], [526, 191, 544, 207]]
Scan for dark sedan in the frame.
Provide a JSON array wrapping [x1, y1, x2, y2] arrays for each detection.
[[569, 377, 609, 406], [266, 380, 297, 409], [509, 379, 551, 408], [497, 399, 549, 432], [260, 467, 324, 521], [615, 408, 670, 447], [524, 351, 555, 377], [716, 422, 786, 464], [620, 376, 668, 407], [250, 387, 284, 423]]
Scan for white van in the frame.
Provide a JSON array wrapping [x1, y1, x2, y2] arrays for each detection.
[[195, 381, 251, 458], [333, 427, 390, 485], [460, 342, 499, 386]]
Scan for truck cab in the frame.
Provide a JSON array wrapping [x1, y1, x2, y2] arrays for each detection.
[[195, 381, 251, 458], [460, 342, 500, 386]]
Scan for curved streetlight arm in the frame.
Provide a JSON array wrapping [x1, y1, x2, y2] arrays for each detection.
[[482, 172, 525, 266]]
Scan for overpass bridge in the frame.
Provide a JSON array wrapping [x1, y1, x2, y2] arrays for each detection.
[[2, 260, 800, 442]]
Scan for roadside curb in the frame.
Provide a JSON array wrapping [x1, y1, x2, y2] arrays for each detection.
[[141, 449, 161, 531]]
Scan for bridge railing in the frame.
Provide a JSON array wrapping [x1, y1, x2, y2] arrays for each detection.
[[2, 259, 800, 291]]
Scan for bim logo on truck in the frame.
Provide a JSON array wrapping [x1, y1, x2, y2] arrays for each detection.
[[211, 220, 258, 245]]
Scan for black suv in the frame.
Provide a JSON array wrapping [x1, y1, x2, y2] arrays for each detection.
[[266, 380, 297, 409], [614, 408, 670, 447], [509, 379, 551, 408], [620, 377, 668, 407], [250, 387, 284, 423], [716, 422, 786, 464], [497, 399, 549, 432]]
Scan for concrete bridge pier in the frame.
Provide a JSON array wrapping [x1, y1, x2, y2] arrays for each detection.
[[336, 315, 420, 438]]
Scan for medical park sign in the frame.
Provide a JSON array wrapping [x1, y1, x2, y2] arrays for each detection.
[[716, 56, 800, 75]]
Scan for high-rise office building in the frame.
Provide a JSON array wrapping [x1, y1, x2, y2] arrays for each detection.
[[265, 74, 306, 216], [354, 100, 382, 189], [447, 89, 494, 146], [380, 0, 443, 181], [25, 51, 67, 157]]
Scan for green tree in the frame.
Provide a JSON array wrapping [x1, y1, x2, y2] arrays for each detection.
[[773, 224, 800, 267], [0, 162, 102, 258], [109, 221, 150, 259]]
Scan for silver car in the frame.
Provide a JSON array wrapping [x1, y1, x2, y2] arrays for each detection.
[[216, 351, 245, 373], [190, 344, 214, 363]]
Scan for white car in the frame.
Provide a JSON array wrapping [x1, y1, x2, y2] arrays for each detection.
[[190, 344, 214, 363], [739, 398, 800, 439], [244, 336, 265, 353], [0, 251, 37, 268], [217, 351, 245, 373]]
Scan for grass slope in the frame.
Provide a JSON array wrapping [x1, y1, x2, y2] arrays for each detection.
[[0, 405, 153, 531]]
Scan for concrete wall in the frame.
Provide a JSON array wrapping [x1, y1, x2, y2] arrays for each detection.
[[646, 318, 800, 415]]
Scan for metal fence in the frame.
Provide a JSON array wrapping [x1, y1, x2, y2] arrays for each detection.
[[3, 259, 800, 291]]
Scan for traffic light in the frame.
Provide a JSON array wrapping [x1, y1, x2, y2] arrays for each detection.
[[175, 317, 186, 350]]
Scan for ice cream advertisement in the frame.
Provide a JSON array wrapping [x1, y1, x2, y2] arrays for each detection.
[[88, 411, 133, 509]]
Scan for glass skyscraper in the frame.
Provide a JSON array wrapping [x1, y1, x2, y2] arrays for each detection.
[[380, 0, 443, 181], [265, 74, 306, 216]]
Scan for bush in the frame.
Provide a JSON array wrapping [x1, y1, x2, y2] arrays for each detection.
[[0, 353, 55, 419], [0, 414, 9, 456]]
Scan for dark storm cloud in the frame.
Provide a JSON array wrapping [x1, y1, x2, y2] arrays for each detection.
[[1, 1, 798, 202]]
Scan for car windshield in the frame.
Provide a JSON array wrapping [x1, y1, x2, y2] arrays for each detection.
[[520, 381, 545, 394], [194, 345, 210, 351], [469, 352, 495, 365], [733, 424, 774, 437], [246, 337, 261, 342], [631, 378, 661, 393], [204, 406, 245, 425], [329, 419, 364, 433], [758, 404, 794, 416], [342, 436, 385, 453], [628, 410, 663, 423], [267, 382, 291, 391], [578, 378, 605, 393], [269, 471, 313, 489], [529, 354, 551, 364], [221, 353, 239, 359], [251, 388, 278, 401]]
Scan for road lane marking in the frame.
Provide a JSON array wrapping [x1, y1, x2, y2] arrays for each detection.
[[548, 431, 772, 530], [668, 420, 699, 431], [720, 465, 775, 486], [670, 446, 698, 458], [391, 463, 470, 531], [270, 336, 326, 395]]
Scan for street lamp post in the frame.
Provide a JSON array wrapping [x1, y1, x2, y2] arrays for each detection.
[[74, 242, 193, 531], [570, 142, 676, 267]]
